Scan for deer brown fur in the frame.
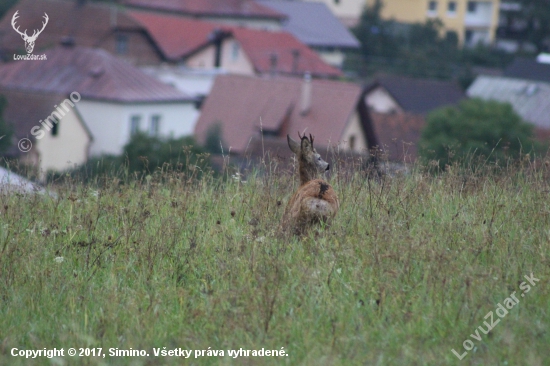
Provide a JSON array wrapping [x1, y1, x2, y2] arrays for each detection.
[[281, 133, 339, 234]]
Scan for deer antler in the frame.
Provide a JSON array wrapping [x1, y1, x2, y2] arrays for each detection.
[[29, 13, 48, 40], [11, 11, 28, 38]]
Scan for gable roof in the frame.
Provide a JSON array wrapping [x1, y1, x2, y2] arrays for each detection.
[[371, 75, 465, 114], [127, 11, 220, 61], [0, 45, 192, 103], [127, 11, 342, 77], [195, 74, 363, 153], [257, 0, 360, 49], [467, 75, 550, 129], [0, 88, 92, 158], [122, 0, 285, 20], [0, 0, 142, 55], [504, 58, 550, 84]]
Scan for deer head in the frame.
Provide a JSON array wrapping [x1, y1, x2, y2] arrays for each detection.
[[11, 11, 49, 54], [288, 132, 329, 185]]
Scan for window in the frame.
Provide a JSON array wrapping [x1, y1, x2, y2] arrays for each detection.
[[349, 135, 356, 151], [467, 1, 477, 13], [51, 117, 59, 137], [465, 29, 474, 44], [149, 115, 161, 136], [428, 1, 437, 12], [130, 115, 141, 135], [116, 34, 128, 55], [447, 1, 457, 14]]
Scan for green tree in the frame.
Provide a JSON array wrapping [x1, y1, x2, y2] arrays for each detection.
[[122, 132, 207, 174], [203, 122, 226, 154], [60, 133, 209, 183], [0, 95, 13, 156], [419, 98, 534, 168]]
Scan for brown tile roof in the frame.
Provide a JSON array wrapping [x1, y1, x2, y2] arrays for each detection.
[[369, 112, 425, 162], [127, 11, 342, 77], [123, 0, 285, 20], [194, 74, 362, 154], [0, 88, 91, 158], [0, 0, 142, 55], [0, 45, 192, 103], [372, 75, 465, 114]]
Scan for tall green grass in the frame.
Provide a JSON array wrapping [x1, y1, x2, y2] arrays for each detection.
[[0, 155, 549, 365]]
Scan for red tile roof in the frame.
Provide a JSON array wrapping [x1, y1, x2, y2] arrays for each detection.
[[123, 0, 285, 19], [0, 45, 192, 103], [128, 11, 220, 61], [195, 74, 363, 154], [369, 112, 425, 162], [127, 11, 342, 77], [0, 0, 142, 54], [230, 26, 342, 77]]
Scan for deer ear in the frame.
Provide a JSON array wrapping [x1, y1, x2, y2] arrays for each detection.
[[301, 135, 313, 152], [287, 135, 301, 155]]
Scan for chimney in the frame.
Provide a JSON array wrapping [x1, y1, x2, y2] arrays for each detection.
[[60, 36, 75, 47], [300, 73, 312, 116], [208, 29, 227, 68], [270, 53, 278, 76], [291, 49, 300, 74]]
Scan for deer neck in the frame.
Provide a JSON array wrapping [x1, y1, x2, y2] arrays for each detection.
[[298, 159, 318, 186]]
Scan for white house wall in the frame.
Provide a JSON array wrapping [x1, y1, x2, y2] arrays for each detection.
[[36, 108, 91, 173], [76, 100, 199, 156], [340, 111, 368, 153], [184, 39, 256, 75]]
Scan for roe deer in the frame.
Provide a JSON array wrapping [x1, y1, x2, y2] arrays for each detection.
[[281, 133, 339, 234]]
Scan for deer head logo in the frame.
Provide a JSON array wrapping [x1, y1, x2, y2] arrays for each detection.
[[11, 11, 49, 54]]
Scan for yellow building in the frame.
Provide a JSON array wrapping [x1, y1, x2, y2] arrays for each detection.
[[379, 0, 500, 46]]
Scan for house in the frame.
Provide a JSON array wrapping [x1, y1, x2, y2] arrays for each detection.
[[0, 45, 197, 160], [362, 75, 465, 161], [0, 0, 157, 64], [127, 11, 343, 78], [122, 0, 286, 30], [379, 0, 501, 46], [1, 89, 92, 174], [257, 0, 360, 68], [364, 75, 466, 114], [298, 0, 366, 27], [467, 75, 550, 134], [194, 74, 377, 160]]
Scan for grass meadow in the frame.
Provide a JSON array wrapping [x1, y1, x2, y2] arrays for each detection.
[[0, 154, 549, 365]]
